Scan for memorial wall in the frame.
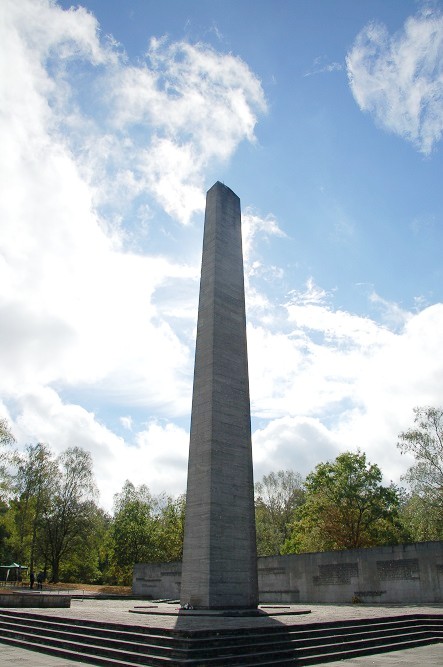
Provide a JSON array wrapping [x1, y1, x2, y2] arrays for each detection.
[[133, 541, 443, 604]]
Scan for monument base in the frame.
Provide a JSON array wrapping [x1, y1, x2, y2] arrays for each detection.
[[129, 604, 311, 618]]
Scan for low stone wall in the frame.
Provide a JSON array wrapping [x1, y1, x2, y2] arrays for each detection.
[[0, 592, 71, 608], [258, 541, 443, 604], [133, 541, 443, 604], [133, 564, 182, 601]]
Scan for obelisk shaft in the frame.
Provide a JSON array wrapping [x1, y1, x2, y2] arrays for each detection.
[[180, 182, 258, 609]]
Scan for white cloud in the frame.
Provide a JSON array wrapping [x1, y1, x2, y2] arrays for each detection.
[[347, 8, 443, 154], [2, 1, 267, 229], [1, 0, 442, 513], [120, 416, 133, 431], [369, 291, 412, 330], [253, 416, 340, 481], [106, 37, 267, 223], [0, 0, 268, 509], [242, 208, 286, 264], [249, 285, 443, 487], [304, 56, 343, 77], [13, 386, 188, 510], [0, 0, 267, 395]]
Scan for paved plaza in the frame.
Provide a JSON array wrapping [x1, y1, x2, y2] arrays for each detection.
[[0, 599, 442, 665], [1, 598, 441, 630]]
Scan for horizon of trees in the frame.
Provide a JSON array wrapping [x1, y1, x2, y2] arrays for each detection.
[[0, 406, 442, 585]]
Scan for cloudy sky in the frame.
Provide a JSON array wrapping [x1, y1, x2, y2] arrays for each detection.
[[1, 0, 442, 512]]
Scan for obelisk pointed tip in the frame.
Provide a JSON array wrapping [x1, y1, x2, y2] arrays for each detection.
[[208, 181, 239, 201]]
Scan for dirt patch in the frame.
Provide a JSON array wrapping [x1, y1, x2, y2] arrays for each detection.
[[46, 583, 132, 595]]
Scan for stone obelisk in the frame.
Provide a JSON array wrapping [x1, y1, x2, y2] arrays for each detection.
[[180, 182, 258, 610]]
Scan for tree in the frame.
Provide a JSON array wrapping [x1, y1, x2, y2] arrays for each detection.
[[111, 481, 158, 566], [40, 446, 98, 582], [0, 419, 15, 447], [155, 494, 186, 563], [254, 470, 305, 555], [109, 482, 186, 584], [0, 419, 16, 562], [0, 501, 12, 563], [286, 451, 404, 553], [399, 491, 442, 542], [0, 418, 16, 501], [110, 481, 161, 584], [397, 406, 443, 540], [58, 505, 110, 583], [12, 443, 56, 570]]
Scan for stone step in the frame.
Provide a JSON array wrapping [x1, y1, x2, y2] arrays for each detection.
[[0, 615, 175, 652], [2, 611, 441, 653], [238, 637, 443, 667], [0, 609, 172, 637], [0, 610, 442, 666], [0, 634, 151, 667], [0, 627, 172, 666], [1, 630, 441, 667]]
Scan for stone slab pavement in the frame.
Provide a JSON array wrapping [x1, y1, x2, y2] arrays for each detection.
[[0, 643, 90, 666], [4, 598, 442, 630], [0, 600, 442, 665]]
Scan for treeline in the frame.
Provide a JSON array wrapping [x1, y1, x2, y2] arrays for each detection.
[[256, 406, 443, 555], [0, 406, 442, 585], [0, 424, 185, 585]]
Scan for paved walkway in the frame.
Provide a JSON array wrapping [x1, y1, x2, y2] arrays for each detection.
[[0, 599, 442, 665], [315, 643, 443, 665], [4, 598, 441, 630]]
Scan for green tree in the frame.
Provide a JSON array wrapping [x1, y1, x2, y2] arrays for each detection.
[[286, 451, 403, 553], [155, 494, 186, 562], [11, 443, 56, 570], [40, 446, 98, 582], [254, 470, 305, 555], [0, 419, 15, 447], [397, 406, 443, 538], [110, 482, 186, 584], [0, 419, 16, 562], [110, 481, 160, 584], [0, 501, 13, 563], [0, 418, 16, 501], [399, 492, 442, 542], [58, 505, 110, 583]]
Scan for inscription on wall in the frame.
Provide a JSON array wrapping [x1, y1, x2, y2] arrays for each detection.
[[258, 567, 286, 575], [313, 562, 358, 586], [376, 559, 420, 581]]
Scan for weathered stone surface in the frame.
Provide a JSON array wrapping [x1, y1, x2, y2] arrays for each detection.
[[0, 593, 71, 607], [134, 541, 443, 605], [180, 182, 258, 609]]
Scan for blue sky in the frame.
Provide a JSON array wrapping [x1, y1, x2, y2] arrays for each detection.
[[1, 0, 442, 511]]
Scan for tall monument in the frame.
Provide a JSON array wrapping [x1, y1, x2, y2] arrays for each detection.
[[180, 182, 258, 610]]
